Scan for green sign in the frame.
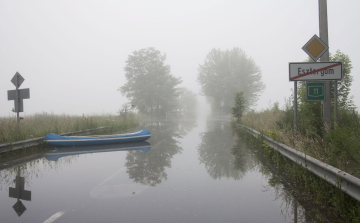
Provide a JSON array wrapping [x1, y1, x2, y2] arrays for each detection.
[[306, 82, 325, 101]]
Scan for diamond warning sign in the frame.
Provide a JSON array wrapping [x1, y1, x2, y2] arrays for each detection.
[[302, 35, 329, 62]]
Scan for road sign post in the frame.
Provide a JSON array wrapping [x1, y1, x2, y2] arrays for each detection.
[[7, 72, 30, 132], [294, 81, 297, 134]]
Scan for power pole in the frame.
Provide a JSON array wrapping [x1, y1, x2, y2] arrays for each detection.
[[319, 0, 331, 129]]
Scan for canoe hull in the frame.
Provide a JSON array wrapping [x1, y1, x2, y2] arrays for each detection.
[[44, 129, 151, 147]]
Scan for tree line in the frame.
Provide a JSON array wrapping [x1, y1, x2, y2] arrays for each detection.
[[119, 47, 265, 116]]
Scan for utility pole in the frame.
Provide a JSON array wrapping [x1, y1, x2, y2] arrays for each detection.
[[319, 0, 331, 129]]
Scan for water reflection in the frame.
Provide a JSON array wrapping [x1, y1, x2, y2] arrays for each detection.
[[126, 118, 192, 186], [8, 167, 32, 217], [197, 118, 249, 180], [45, 141, 151, 161], [231, 139, 255, 175], [41, 117, 196, 188], [149, 114, 198, 138], [198, 117, 316, 222], [231, 135, 314, 223], [0, 113, 328, 222]]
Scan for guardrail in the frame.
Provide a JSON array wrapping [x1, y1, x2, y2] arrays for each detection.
[[239, 124, 360, 203], [0, 127, 111, 154]]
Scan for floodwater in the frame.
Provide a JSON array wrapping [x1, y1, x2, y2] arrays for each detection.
[[0, 113, 314, 223]]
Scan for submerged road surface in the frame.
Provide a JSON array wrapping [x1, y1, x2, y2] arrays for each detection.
[[0, 114, 313, 222]]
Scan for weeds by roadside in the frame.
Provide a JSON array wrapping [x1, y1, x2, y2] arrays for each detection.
[[0, 112, 140, 145], [0, 112, 141, 161], [237, 102, 360, 176]]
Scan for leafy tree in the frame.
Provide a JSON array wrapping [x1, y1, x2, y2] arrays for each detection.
[[177, 87, 198, 112], [197, 47, 265, 113], [330, 50, 354, 109], [231, 91, 246, 122], [119, 47, 182, 116], [118, 102, 135, 118]]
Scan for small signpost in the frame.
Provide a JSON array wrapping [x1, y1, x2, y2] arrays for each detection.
[[306, 82, 326, 101], [7, 72, 30, 131]]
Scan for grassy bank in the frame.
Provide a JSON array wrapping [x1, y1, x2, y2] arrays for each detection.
[[238, 103, 360, 176], [232, 100, 360, 221], [0, 112, 140, 145]]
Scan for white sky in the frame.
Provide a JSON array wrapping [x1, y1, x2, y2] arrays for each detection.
[[1, 0, 359, 117]]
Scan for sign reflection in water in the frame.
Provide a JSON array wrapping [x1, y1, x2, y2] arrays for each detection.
[[8, 167, 31, 217]]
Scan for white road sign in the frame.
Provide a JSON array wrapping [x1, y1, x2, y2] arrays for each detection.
[[289, 62, 342, 81]]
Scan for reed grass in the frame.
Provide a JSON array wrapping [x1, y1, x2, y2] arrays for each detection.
[[0, 112, 140, 145]]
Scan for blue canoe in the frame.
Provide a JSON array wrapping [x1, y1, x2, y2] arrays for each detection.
[[44, 129, 151, 147], [45, 141, 151, 161]]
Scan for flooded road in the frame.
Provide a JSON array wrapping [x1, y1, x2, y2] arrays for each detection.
[[0, 114, 311, 223]]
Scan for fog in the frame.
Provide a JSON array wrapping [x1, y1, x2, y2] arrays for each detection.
[[1, 0, 359, 117]]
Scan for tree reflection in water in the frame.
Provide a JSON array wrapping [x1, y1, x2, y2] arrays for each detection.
[[126, 117, 197, 186], [197, 119, 250, 180]]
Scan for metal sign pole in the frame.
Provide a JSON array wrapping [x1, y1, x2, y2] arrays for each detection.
[[294, 81, 297, 134], [334, 81, 338, 124], [15, 75, 20, 132]]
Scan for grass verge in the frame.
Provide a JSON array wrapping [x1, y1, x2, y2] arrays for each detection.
[[238, 105, 360, 177], [0, 112, 141, 160]]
